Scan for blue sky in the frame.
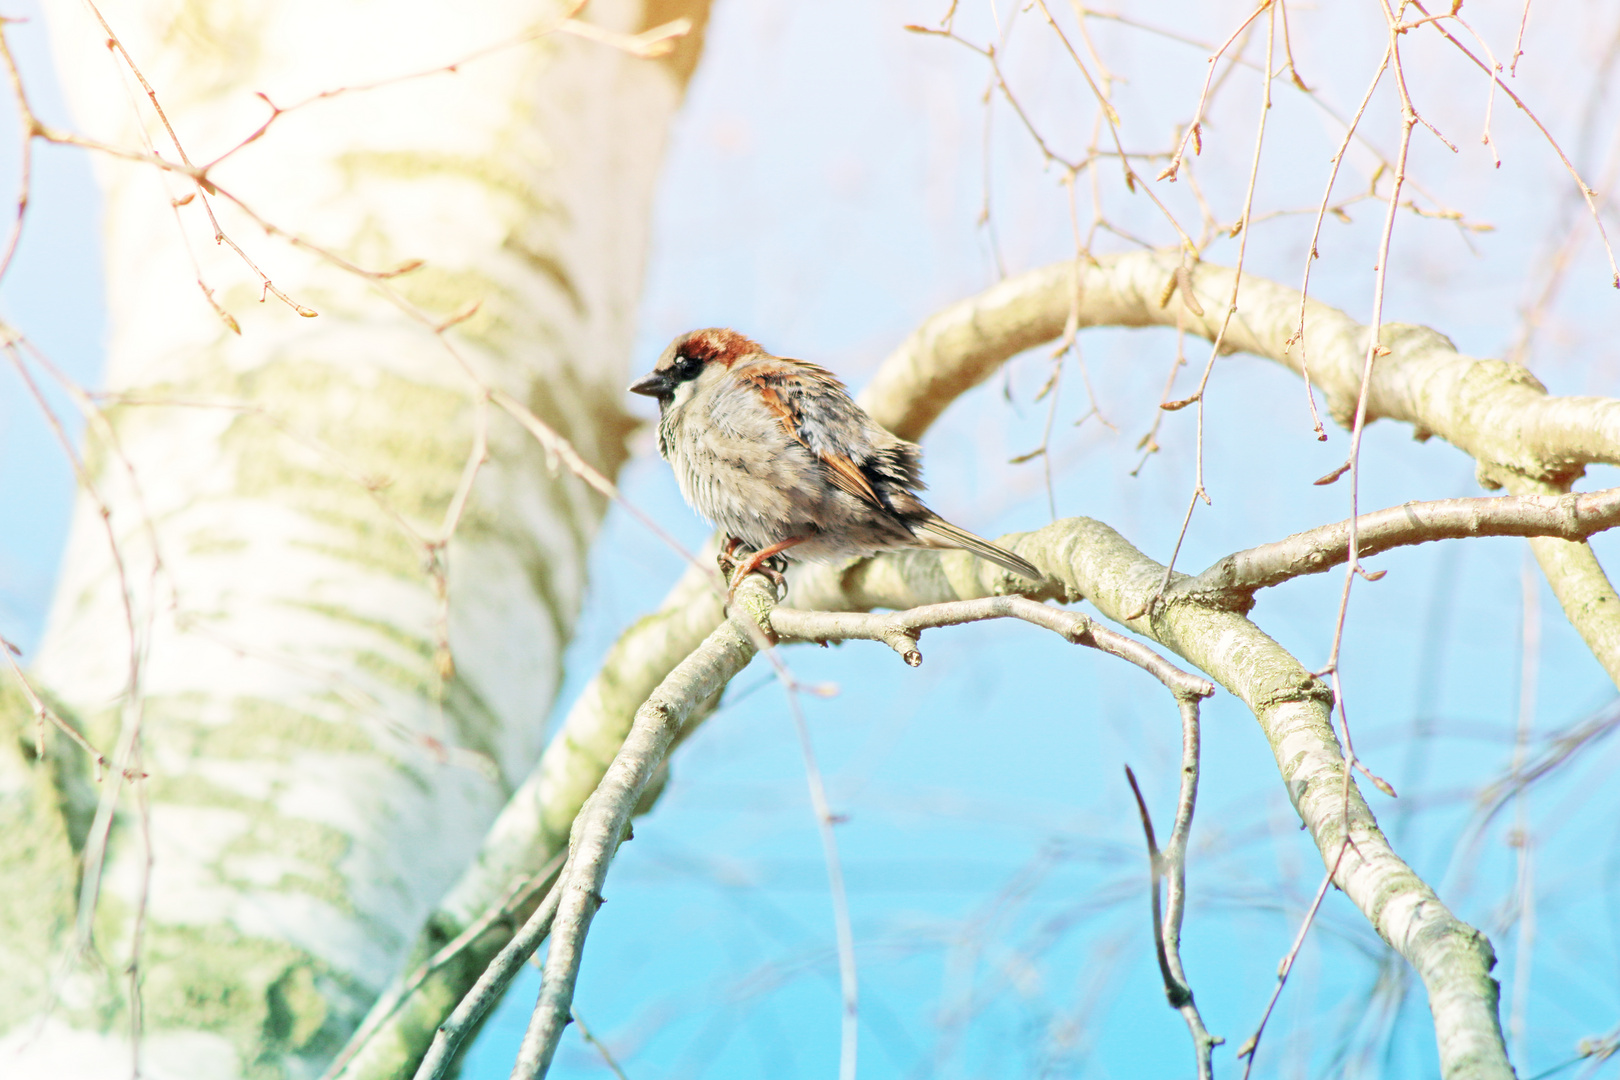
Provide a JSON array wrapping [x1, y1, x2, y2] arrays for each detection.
[[5, 1, 1620, 1077]]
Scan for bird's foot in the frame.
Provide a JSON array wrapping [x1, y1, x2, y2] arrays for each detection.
[[722, 537, 805, 607], [717, 535, 747, 578], [743, 555, 790, 597]]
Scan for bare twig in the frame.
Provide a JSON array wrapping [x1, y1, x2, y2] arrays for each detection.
[[1148, 0, 1279, 604], [1121, 694, 1221, 1079], [326, 855, 564, 1080], [1509, 0, 1533, 77], [1507, 550, 1540, 1067], [0, 634, 117, 776], [1322, 0, 1419, 679], [1410, 0, 1620, 288], [0, 24, 33, 286], [1157, 0, 1274, 184], [779, 663, 859, 1080], [1475, 700, 1620, 823], [411, 875, 567, 1080], [1290, 42, 1391, 441], [770, 596, 1214, 699], [1238, 853, 1347, 1077], [3, 337, 156, 958], [569, 1008, 631, 1080]]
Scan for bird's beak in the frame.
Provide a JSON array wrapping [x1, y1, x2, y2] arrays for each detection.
[[628, 370, 673, 398]]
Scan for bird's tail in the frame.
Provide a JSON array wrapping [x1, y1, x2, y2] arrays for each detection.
[[912, 515, 1043, 581]]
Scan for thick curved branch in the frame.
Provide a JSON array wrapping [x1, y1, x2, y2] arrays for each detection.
[[854, 266, 1078, 439], [862, 251, 1620, 691], [1181, 487, 1620, 607], [871, 252, 1620, 478], [791, 522, 1512, 1080]]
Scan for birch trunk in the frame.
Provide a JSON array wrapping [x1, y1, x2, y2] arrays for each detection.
[[0, 0, 707, 1075]]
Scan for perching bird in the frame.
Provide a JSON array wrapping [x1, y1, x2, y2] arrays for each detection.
[[629, 328, 1042, 588]]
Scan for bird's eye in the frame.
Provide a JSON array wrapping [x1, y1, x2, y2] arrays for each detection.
[[673, 354, 703, 381]]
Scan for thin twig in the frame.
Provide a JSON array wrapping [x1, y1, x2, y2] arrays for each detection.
[[0, 24, 32, 286], [1509, 0, 1533, 77], [1147, 0, 1279, 605], [769, 596, 1214, 699], [127, 748, 153, 1075], [0, 634, 117, 775], [1508, 549, 1541, 1068], [1122, 766, 1175, 988], [1122, 694, 1221, 1079], [1410, 0, 1620, 288], [1157, 0, 1274, 184], [569, 1008, 631, 1080], [1311, 0, 1423, 819], [3, 338, 156, 956], [780, 663, 859, 1080], [324, 854, 564, 1080], [1290, 42, 1391, 441], [914, 17, 1199, 253], [1475, 700, 1620, 824], [411, 876, 567, 1080], [1239, 847, 1350, 1077]]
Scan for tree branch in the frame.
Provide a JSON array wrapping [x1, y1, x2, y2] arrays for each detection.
[[330, 562, 725, 1080], [327, 855, 563, 1080], [412, 872, 566, 1080], [1502, 475, 1620, 686], [508, 575, 777, 1080], [790, 520, 1514, 1080], [859, 251, 1620, 691], [335, 251, 1620, 1078], [1179, 487, 1620, 608], [1123, 694, 1221, 1080], [1162, 697, 1221, 1076], [769, 597, 1213, 698]]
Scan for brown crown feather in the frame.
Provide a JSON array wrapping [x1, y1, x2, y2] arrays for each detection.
[[677, 327, 762, 368]]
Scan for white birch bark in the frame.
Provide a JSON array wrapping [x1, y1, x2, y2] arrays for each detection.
[[0, 0, 706, 1076]]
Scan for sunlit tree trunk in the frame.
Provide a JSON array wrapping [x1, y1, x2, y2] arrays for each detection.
[[0, 0, 707, 1075]]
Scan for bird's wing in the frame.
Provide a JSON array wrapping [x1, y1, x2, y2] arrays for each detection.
[[733, 358, 889, 510]]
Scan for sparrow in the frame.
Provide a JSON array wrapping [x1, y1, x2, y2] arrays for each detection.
[[629, 328, 1042, 590]]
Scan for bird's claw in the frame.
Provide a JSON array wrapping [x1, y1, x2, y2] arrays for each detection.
[[720, 544, 790, 604], [717, 535, 747, 578], [749, 555, 790, 597]]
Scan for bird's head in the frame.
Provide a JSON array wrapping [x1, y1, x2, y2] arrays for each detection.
[[629, 327, 763, 407]]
